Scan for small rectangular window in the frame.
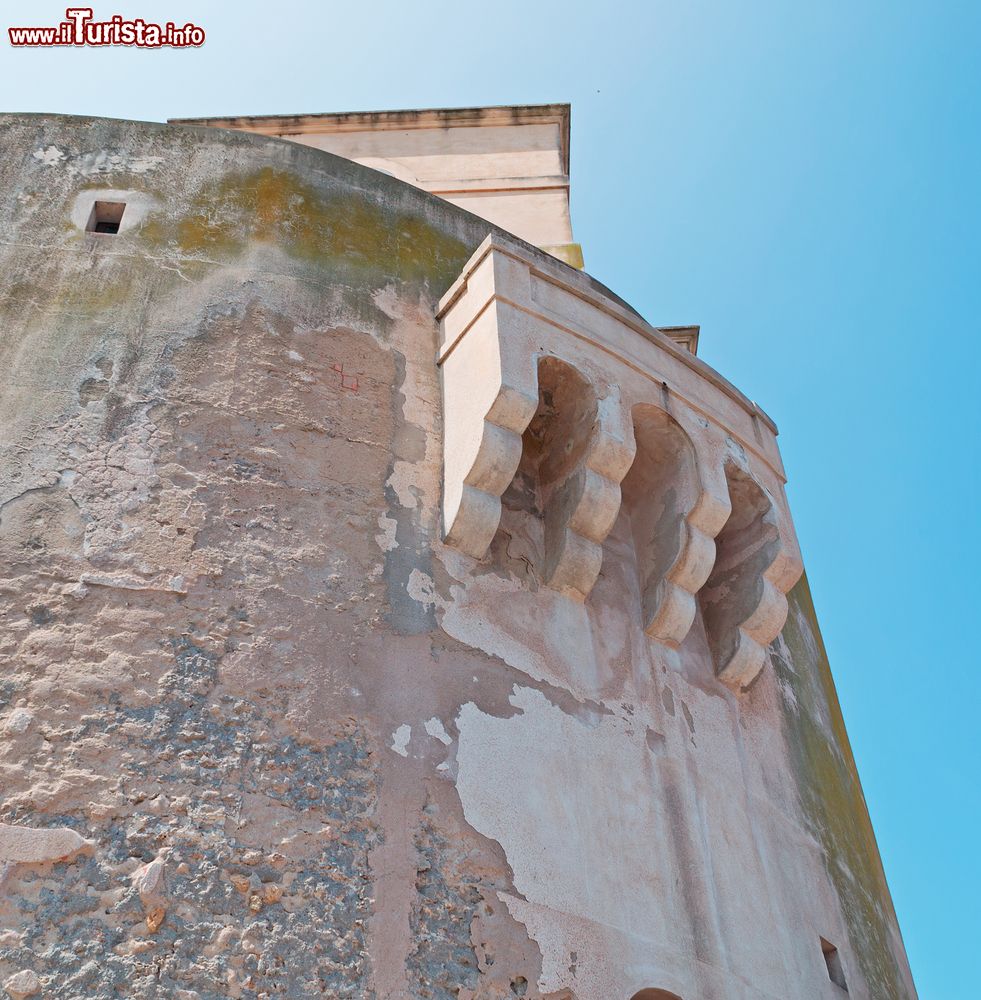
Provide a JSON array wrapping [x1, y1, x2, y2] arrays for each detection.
[[86, 201, 126, 235], [821, 937, 848, 991]]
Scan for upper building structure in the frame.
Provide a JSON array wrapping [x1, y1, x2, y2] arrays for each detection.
[[0, 106, 916, 1000], [172, 104, 584, 269]]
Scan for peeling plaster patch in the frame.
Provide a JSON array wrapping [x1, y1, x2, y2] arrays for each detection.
[[387, 460, 420, 509], [391, 724, 412, 757], [497, 894, 565, 994], [407, 569, 441, 612], [455, 685, 675, 974], [372, 285, 401, 321], [286, 350, 304, 363], [32, 145, 66, 166], [441, 576, 596, 699], [457, 694, 685, 1000], [384, 329, 436, 434], [424, 717, 452, 745], [382, 342, 438, 635], [375, 513, 398, 554], [67, 151, 166, 176]]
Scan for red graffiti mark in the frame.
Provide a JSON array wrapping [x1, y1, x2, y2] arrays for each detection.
[[332, 363, 359, 392]]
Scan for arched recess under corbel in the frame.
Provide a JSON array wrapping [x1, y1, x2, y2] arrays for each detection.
[[698, 461, 788, 689], [494, 355, 634, 599], [621, 404, 729, 645]]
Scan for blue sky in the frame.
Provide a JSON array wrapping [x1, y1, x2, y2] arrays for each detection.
[[2, 1, 978, 995]]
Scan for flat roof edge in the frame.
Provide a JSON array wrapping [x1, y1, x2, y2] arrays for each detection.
[[168, 103, 572, 174]]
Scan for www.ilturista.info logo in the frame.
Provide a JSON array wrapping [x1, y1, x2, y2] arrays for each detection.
[[8, 8, 205, 47]]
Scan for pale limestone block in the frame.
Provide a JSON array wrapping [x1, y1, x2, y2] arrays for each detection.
[[0, 823, 92, 865], [3, 970, 40, 998]]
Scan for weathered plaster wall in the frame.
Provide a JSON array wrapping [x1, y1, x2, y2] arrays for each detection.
[[0, 115, 914, 1000]]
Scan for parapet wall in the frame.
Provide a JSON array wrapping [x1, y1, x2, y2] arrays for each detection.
[[0, 114, 916, 1000]]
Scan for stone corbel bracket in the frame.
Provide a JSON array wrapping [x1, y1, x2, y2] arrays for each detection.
[[703, 447, 805, 690], [437, 247, 541, 560], [436, 241, 635, 598], [628, 407, 733, 646], [540, 384, 636, 599], [436, 233, 804, 668]]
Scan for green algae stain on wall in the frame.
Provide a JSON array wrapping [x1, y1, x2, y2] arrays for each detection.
[[150, 167, 470, 290], [772, 575, 912, 1000]]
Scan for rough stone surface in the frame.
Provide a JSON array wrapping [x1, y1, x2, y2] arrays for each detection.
[[3, 970, 40, 998], [0, 113, 915, 1000]]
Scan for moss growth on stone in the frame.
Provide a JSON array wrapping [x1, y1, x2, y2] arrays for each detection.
[[137, 166, 470, 291], [773, 575, 908, 999]]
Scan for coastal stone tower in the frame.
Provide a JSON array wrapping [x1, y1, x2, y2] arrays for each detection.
[[0, 106, 915, 1000]]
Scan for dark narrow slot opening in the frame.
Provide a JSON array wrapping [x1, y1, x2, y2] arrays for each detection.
[[86, 200, 126, 235], [821, 937, 849, 991]]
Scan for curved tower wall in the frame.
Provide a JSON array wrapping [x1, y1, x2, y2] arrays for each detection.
[[0, 115, 915, 1000]]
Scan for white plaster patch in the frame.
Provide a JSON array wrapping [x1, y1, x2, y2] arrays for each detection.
[[454, 686, 685, 993], [286, 350, 304, 363], [371, 284, 401, 321], [406, 570, 442, 612], [386, 460, 420, 509], [441, 572, 596, 700], [68, 151, 165, 177], [390, 724, 411, 757], [374, 513, 397, 554], [33, 145, 66, 166], [395, 373, 437, 435], [424, 717, 452, 745]]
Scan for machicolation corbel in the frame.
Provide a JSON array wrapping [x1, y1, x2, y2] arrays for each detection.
[[437, 234, 804, 687]]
